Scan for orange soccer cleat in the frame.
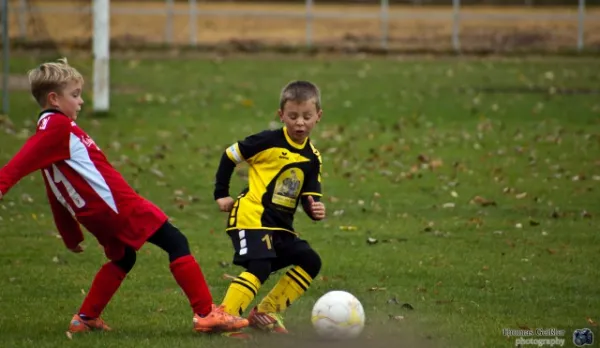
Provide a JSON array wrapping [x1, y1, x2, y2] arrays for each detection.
[[193, 304, 249, 333], [68, 314, 112, 333]]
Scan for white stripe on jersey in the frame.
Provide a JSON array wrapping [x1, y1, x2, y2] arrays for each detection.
[[43, 167, 76, 217], [65, 133, 119, 213], [228, 144, 243, 164]]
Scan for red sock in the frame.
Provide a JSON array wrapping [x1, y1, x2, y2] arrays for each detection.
[[170, 255, 213, 316], [79, 262, 127, 318]]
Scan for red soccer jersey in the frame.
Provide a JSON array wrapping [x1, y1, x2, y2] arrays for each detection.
[[0, 110, 167, 260]]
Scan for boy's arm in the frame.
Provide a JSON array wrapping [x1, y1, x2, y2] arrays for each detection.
[[0, 116, 71, 196], [214, 131, 273, 199], [301, 152, 324, 220], [43, 175, 84, 250], [214, 151, 237, 200]]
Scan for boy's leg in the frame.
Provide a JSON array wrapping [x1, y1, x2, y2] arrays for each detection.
[[250, 234, 322, 333], [69, 246, 137, 333], [221, 229, 276, 317], [147, 222, 248, 332]]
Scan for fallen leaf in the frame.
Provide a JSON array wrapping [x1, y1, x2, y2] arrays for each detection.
[[366, 237, 378, 245], [21, 194, 34, 203], [150, 168, 164, 178], [387, 297, 400, 304], [547, 248, 557, 255], [401, 303, 415, 310], [515, 192, 528, 199], [389, 315, 405, 321], [65, 331, 73, 340], [368, 287, 387, 291], [417, 154, 429, 163], [581, 210, 592, 218], [430, 159, 443, 169], [587, 317, 598, 326], [222, 273, 236, 280], [470, 196, 497, 207]]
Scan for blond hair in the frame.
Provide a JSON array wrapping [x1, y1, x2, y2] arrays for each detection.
[[28, 57, 84, 107], [279, 80, 321, 111]]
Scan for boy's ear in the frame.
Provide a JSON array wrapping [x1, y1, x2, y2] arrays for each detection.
[[278, 109, 284, 122], [316, 109, 323, 123], [47, 91, 59, 107]]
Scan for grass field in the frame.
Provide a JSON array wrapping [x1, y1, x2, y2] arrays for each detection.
[[7, 1, 600, 52], [1, 54, 600, 348]]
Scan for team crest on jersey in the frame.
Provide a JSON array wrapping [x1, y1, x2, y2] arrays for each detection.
[[273, 168, 304, 208], [81, 135, 98, 149]]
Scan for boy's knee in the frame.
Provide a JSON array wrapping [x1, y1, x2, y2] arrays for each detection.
[[149, 222, 191, 262], [296, 249, 321, 279], [113, 247, 137, 273], [169, 231, 191, 261], [246, 259, 272, 284]]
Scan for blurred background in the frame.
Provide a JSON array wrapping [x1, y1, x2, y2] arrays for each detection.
[[3, 0, 600, 54]]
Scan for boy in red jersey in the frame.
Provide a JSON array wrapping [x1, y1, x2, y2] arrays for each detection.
[[0, 58, 248, 335]]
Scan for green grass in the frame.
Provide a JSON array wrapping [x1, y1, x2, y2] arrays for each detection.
[[1, 55, 599, 348]]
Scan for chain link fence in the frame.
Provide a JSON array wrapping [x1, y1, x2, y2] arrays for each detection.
[[4, 0, 600, 53]]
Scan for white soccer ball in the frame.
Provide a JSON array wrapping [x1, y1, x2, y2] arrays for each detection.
[[311, 290, 365, 340]]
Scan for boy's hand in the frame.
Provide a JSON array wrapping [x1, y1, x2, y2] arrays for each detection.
[[216, 197, 235, 212], [70, 244, 84, 253], [307, 196, 326, 220]]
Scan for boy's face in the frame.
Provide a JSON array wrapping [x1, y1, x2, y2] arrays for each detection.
[[278, 98, 322, 144], [48, 80, 84, 121]]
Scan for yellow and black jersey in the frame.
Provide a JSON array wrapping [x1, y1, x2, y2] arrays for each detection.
[[214, 127, 322, 233]]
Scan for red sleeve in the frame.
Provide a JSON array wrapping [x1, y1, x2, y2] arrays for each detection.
[[0, 115, 71, 195], [43, 175, 84, 249]]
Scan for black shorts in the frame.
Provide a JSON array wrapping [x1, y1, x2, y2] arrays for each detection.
[[227, 229, 312, 267]]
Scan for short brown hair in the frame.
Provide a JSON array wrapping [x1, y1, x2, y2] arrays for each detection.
[[279, 80, 321, 111], [28, 57, 84, 107]]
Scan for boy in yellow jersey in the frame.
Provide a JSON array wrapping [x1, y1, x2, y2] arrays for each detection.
[[214, 80, 326, 337]]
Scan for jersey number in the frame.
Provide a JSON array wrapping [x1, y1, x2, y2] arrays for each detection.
[[261, 234, 273, 250], [44, 164, 86, 213]]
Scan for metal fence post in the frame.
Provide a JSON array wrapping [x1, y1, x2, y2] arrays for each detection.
[[93, 0, 110, 113], [578, 0, 585, 51], [380, 0, 389, 49], [166, 0, 174, 44], [306, 0, 313, 48], [2, 0, 9, 115], [452, 0, 460, 53], [189, 0, 197, 46], [18, 0, 27, 38]]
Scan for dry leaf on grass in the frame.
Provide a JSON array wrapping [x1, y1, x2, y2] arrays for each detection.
[[470, 196, 497, 207]]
